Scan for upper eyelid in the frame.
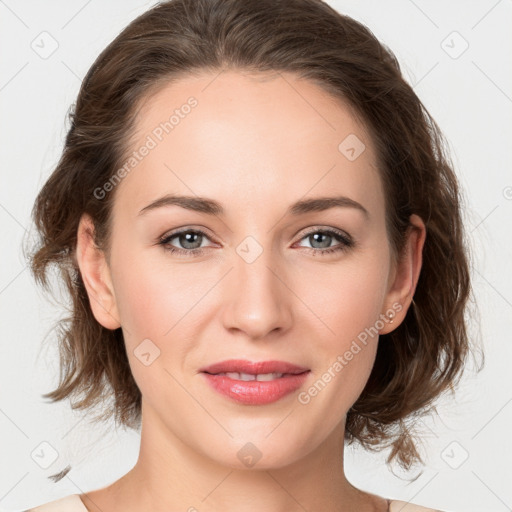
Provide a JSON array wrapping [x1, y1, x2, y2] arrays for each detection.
[[160, 225, 215, 240], [299, 226, 350, 238]]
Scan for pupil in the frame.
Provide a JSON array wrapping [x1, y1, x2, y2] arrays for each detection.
[[311, 232, 331, 249], [182, 232, 201, 249]]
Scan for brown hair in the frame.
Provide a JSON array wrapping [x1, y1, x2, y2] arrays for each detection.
[[27, 0, 479, 474]]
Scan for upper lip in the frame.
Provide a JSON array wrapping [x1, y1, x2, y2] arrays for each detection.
[[200, 359, 310, 375]]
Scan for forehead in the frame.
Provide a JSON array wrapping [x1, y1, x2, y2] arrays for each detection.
[[113, 70, 384, 222]]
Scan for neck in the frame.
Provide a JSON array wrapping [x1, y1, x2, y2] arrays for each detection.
[[83, 400, 382, 512]]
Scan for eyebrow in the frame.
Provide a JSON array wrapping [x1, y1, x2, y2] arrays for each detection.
[[138, 194, 369, 219]]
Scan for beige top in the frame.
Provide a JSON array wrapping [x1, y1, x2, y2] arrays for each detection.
[[25, 494, 446, 511]]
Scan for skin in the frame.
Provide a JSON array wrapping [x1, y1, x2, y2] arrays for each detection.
[[75, 70, 426, 512]]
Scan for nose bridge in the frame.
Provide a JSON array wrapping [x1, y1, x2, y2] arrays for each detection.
[[221, 235, 292, 338]]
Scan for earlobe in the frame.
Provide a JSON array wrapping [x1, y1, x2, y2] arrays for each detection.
[[75, 213, 121, 330], [379, 214, 426, 335]]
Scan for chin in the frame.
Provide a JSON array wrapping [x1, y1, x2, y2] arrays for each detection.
[[200, 432, 310, 471]]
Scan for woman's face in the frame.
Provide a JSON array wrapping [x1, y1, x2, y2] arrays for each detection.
[[82, 70, 420, 469]]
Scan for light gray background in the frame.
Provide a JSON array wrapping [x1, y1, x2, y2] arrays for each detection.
[[1, 1, 511, 511]]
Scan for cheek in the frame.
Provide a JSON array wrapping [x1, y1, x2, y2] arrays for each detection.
[[109, 253, 199, 397], [113, 268, 169, 338], [110, 236, 206, 325], [108, 247, 185, 349], [296, 253, 389, 403], [299, 252, 389, 345], [109, 250, 221, 376]]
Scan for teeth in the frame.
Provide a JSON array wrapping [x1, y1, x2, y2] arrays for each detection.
[[255, 372, 282, 381], [217, 372, 284, 381], [225, 371, 243, 380]]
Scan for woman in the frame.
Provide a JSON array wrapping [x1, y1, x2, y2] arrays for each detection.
[[26, 0, 473, 510]]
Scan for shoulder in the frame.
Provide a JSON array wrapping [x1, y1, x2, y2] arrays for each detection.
[[25, 494, 88, 512], [389, 499, 448, 512]]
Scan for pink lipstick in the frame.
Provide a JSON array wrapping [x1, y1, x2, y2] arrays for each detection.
[[199, 359, 310, 405]]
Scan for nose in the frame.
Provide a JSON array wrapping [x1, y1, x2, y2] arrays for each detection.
[[220, 244, 293, 340]]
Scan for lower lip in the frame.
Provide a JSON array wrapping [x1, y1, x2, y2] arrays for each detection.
[[201, 372, 310, 405]]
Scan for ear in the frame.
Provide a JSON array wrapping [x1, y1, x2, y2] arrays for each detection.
[[75, 213, 121, 330], [379, 214, 426, 334]]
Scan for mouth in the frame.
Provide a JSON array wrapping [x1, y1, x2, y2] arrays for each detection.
[[199, 359, 311, 405], [203, 371, 303, 381]]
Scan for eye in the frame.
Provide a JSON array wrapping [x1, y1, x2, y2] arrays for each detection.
[[158, 227, 355, 258], [295, 228, 354, 256], [158, 228, 214, 257]]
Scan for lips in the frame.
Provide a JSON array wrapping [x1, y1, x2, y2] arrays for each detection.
[[199, 359, 311, 405]]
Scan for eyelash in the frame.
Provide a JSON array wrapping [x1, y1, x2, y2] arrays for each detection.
[[158, 227, 354, 257]]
